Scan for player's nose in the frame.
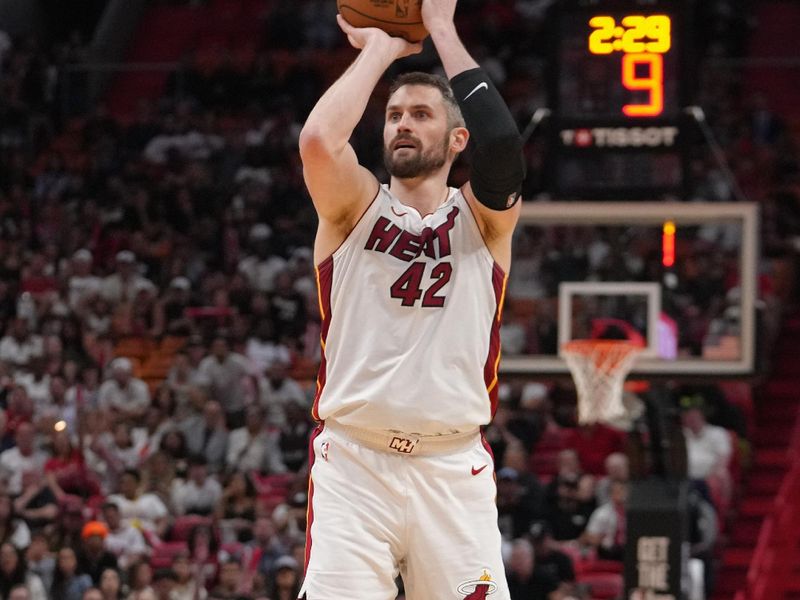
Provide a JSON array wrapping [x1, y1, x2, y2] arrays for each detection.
[[396, 111, 413, 131]]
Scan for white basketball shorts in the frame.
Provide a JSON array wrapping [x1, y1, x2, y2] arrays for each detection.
[[299, 422, 510, 600]]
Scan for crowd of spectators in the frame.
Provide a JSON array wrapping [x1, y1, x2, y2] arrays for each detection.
[[0, 0, 797, 599]]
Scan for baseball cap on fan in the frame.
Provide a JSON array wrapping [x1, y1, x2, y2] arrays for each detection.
[[170, 277, 191, 291], [115, 250, 136, 263], [249, 223, 272, 240], [273, 555, 299, 572], [73, 249, 92, 262]]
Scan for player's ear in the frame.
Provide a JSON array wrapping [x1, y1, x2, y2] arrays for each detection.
[[450, 126, 469, 154]]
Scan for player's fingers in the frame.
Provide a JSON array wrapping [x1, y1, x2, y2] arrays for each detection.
[[336, 14, 353, 34]]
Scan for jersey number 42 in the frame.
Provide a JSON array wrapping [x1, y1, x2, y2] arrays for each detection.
[[390, 261, 452, 308]]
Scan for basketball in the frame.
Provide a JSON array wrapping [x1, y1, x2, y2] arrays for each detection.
[[337, 0, 428, 43]]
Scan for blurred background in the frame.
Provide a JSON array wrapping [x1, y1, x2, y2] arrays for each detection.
[[0, 0, 798, 599]]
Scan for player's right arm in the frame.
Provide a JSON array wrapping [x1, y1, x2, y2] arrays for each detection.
[[299, 16, 421, 261]]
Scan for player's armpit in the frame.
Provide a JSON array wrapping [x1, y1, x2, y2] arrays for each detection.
[[461, 180, 521, 240]]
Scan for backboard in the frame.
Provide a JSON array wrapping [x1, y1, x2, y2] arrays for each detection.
[[500, 202, 758, 375]]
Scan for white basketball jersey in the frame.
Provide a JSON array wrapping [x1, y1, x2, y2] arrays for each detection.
[[313, 186, 506, 436]]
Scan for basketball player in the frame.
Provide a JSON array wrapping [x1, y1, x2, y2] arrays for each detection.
[[297, 0, 525, 597]]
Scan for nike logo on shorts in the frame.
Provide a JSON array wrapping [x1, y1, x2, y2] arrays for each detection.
[[471, 464, 488, 476], [463, 82, 488, 101]]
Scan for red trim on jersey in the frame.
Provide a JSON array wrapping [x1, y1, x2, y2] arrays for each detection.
[[314, 185, 382, 267], [312, 257, 334, 421], [303, 424, 324, 576], [483, 262, 507, 418]]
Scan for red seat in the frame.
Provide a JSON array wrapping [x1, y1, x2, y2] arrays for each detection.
[[150, 542, 188, 568], [169, 515, 213, 542], [576, 571, 624, 599]]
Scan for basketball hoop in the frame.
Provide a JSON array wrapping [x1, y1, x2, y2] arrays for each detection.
[[562, 340, 643, 425]]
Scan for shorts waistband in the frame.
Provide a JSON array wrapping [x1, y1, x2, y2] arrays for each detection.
[[326, 421, 479, 456]]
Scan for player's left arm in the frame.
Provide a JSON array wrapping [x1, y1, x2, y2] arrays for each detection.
[[422, 0, 525, 267]]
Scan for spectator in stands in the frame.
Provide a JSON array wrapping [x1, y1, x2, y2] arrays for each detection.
[[100, 503, 147, 572], [0, 422, 47, 496], [238, 224, 287, 294], [165, 353, 202, 415], [151, 569, 178, 600], [259, 358, 306, 427], [0, 409, 11, 452], [198, 333, 252, 429], [0, 318, 43, 371], [157, 429, 189, 477], [265, 555, 301, 600], [277, 400, 313, 473], [208, 559, 242, 600], [545, 449, 589, 505], [107, 469, 169, 539], [681, 403, 733, 497], [215, 472, 257, 543], [225, 405, 285, 474], [13, 471, 58, 532], [562, 421, 626, 476], [44, 430, 97, 500], [496, 466, 545, 540], [269, 269, 306, 341], [185, 524, 218, 591], [51, 547, 92, 600], [82, 589, 103, 600], [0, 493, 31, 550], [97, 568, 123, 600], [687, 482, 719, 597], [246, 516, 286, 577], [169, 552, 207, 600], [595, 452, 629, 506], [67, 250, 101, 312], [245, 320, 290, 379], [76, 522, 118, 586], [100, 252, 154, 306], [15, 356, 51, 411], [180, 400, 228, 473], [527, 521, 576, 596], [89, 421, 145, 489], [505, 538, 559, 600], [25, 533, 55, 592], [582, 480, 629, 561], [126, 560, 155, 600], [49, 496, 85, 553], [171, 455, 222, 516], [150, 278, 193, 338], [97, 358, 150, 422], [0, 542, 47, 600], [545, 454, 596, 542]]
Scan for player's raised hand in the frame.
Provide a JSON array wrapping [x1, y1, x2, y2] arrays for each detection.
[[421, 0, 458, 32], [336, 14, 423, 59]]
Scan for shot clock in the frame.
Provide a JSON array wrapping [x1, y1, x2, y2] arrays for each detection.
[[546, 0, 693, 199]]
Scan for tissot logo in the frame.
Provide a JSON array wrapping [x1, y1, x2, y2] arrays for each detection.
[[560, 126, 679, 148]]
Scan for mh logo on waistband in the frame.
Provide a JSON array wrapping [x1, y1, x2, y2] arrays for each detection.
[[389, 436, 417, 454]]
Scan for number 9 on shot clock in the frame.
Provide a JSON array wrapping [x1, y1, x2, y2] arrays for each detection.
[[546, 0, 694, 199]]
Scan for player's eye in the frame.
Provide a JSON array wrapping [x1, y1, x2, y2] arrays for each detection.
[[414, 111, 428, 119], [388, 112, 402, 122]]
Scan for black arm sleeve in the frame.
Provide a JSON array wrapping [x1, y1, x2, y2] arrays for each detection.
[[450, 68, 525, 210]]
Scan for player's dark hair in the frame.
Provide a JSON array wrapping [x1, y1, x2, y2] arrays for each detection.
[[389, 72, 465, 129]]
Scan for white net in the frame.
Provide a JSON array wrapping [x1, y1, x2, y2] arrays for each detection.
[[562, 340, 643, 425]]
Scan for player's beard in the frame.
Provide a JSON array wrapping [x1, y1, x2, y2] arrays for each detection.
[[384, 132, 449, 179]]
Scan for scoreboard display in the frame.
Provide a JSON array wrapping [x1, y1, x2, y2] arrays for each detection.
[[547, 0, 693, 199]]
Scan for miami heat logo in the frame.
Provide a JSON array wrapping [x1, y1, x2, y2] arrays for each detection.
[[457, 570, 497, 599]]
